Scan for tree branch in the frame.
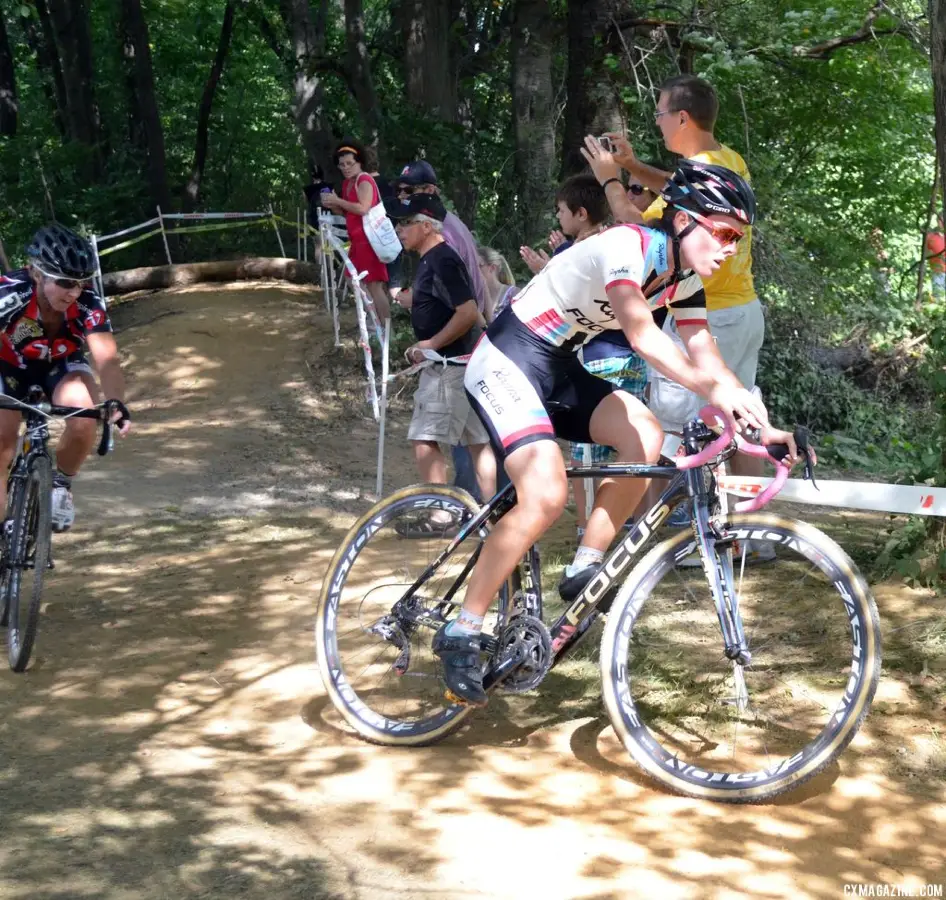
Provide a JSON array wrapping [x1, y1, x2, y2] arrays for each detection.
[[248, 2, 292, 72], [792, 0, 912, 59]]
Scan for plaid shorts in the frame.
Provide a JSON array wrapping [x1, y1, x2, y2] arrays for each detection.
[[569, 353, 647, 464]]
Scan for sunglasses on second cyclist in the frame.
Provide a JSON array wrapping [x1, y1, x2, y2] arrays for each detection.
[[33, 263, 91, 291], [678, 206, 745, 247]]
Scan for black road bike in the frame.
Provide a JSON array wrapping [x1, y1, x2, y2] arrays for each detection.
[[0, 391, 128, 672], [316, 411, 881, 803]]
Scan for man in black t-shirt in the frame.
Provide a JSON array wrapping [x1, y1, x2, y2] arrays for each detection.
[[385, 194, 496, 514]]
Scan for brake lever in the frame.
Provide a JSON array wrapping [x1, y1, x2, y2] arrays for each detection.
[[794, 426, 818, 489]]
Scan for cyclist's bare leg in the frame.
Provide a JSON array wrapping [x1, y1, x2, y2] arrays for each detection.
[[459, 440, 567, 618], [52, 372, 99, 476], [0, 409, 21, 514], [582, 392, 663, 553], [468, 442, 497, 499]]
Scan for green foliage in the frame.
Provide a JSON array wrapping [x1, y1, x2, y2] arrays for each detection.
[[2, 0, 945, 579]]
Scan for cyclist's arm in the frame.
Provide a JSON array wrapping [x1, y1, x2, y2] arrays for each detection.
[[676, 323, 742, 390], [608, 284, 766, 430], [86, 331, 126, 404], [608, 284, 716, 397]]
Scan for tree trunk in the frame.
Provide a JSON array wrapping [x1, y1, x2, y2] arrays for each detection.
[[932, 0, 946, 222], [561, 0, 624, 177], [279, 0, 335, 174], [46, 0, 100, 153], [119, 0, 145, 150], [102, 258, 322, 295], [511, 0, 556, 248], [0, 235, 10, 273], [24, 0, 67, 137], [343, 0, 382, 151], [119, 0, 171, 211], [183, 1, 236, 211], [0, 8, 16, 136], [401, 0, 456, 121]]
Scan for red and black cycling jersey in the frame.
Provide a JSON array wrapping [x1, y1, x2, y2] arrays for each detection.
[[0, 268, 112, 369]]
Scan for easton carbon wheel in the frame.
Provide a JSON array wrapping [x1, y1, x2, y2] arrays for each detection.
[[316, 483, 488, 745], [600, 512, 881, 803]]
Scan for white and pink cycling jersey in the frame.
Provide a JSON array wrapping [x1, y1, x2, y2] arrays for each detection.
[[510, 224, 706, 351]]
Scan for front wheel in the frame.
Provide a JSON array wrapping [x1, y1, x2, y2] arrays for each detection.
[[600, 512, 881, 803], [7, 455, 53, 672]]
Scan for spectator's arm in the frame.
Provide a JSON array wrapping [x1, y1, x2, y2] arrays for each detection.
[[580, 136, 643, 224], [603, 181, 644, 225], [603, 133, 672, 194], [412, 300, 478, 354], [330, 177, 375, 216]]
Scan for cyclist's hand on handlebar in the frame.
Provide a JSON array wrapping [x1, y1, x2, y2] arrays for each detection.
[[105, 399, 132, 437], [757, 425, 799, 465], [707, 384, 769, 433]]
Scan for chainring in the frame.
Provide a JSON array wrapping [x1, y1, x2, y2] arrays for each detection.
[[495, 613, 552, 694]]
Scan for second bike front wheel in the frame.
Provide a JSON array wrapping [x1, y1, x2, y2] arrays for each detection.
[[7, 455, 53, 672], [600, 512, 881, 803]]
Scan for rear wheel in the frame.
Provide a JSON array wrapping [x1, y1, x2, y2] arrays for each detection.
[[316, 484, 488, 745], [600, 512, 881, 803], [7, 456, 53, 672]]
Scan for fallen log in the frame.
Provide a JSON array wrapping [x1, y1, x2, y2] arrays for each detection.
[[101, 257, 321, 295]]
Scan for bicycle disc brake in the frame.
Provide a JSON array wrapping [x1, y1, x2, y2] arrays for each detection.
[[495, 614, 552, 694]]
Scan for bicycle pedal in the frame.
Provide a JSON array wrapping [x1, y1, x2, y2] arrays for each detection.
[[443, 688, 485, 708]]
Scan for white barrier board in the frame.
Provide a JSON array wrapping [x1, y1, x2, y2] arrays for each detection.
[[719, 475, 946, 517]]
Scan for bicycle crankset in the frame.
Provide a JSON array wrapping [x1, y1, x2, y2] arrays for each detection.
[[494, 614, 552, 693]]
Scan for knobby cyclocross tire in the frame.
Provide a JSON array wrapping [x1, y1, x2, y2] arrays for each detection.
[[316, 483, 484, 746], [7, 456, 53, 672], [599, 512, 881, 803]]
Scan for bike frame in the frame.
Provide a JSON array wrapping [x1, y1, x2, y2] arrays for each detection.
[[397, 421, 748, 690]]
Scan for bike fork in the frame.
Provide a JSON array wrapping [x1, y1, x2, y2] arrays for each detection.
[[693, 519, 753, 713]]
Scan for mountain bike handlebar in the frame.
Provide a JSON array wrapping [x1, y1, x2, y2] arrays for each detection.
[[675, 406, 814, 513]]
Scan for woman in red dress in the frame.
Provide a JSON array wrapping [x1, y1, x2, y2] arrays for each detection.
[[322, 139, 391, 321]]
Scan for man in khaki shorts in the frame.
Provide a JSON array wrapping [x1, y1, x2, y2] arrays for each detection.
[[386, 193, 495, 529]]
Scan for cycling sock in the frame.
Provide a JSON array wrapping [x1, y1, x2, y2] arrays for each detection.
[[445, 610, 484, 637], [576, 526, 585, 540], [54, 469, 73, 489], [566, 546, 604, 577]]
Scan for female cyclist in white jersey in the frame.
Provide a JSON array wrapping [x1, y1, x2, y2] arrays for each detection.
[[434, 163, 799, 706]]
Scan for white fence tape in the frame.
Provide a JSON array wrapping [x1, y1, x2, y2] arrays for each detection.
[[719, 475, 946, 517]]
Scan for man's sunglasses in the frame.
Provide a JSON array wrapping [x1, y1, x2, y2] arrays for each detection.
[[628, 183, 648, 196], [397, 185, 421, 196], [677, 207, 745, 246]]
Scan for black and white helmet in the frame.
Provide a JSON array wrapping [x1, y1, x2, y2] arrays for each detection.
[[661, 162, 756, 226], [26, 224, 96, 280]]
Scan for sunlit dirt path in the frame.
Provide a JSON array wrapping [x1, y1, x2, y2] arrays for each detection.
[[0, 283, 942, 900]]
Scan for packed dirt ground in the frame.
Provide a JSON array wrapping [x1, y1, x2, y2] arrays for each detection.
[[0, 283, 943, 900]]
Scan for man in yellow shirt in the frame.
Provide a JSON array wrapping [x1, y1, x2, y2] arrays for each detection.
[[587, 76, 767, 542]]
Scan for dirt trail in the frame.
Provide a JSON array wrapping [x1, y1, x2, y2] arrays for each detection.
[[0, 284, 943, 900]]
